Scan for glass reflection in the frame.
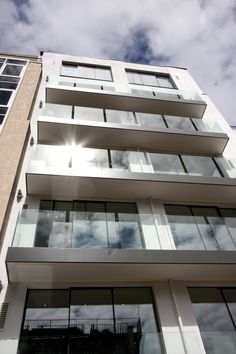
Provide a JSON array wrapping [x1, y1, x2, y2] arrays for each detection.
[[18, 290, 69, 354], [110, 150, 143, 172], [164, 115, 195, 130], [74, 106, 104, 122], [136, 112, 165, 129], [41, 103, 72, 119], [165, 205, 236, 251], [182, 155, 221, 177], [72, 147, 109, 170], [106, 109, 134, 125], [189, 287, 236, 354], [165, 205, 205, 250], [18, 288, 163, 354], [149, 153, 185, 175]]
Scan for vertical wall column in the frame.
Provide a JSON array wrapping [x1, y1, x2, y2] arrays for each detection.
[[153, 281, 206, 354], [0, 284, 27, 354]]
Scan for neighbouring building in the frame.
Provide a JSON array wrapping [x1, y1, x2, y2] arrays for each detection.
[[0, 52, 236, 354], [0, 52, 41, 248]]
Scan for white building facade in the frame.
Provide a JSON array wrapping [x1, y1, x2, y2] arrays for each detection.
[[0, 52, 236, 354]]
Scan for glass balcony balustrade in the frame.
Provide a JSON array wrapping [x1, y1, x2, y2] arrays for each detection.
[[29, 144, 234, 178], [12, 209, 158, 250], [48, 75, 204, 102], [165, 205, 236, 251], [40, 103, 223, 133]]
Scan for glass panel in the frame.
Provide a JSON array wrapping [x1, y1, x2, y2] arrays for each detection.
[[69, 289, 114, 353], [189, 288, 236, 354], [2, 64, 23, 76], [220, 209, 236, 245], [78, 65, 95, 79], [131, 88, 154, 97], [127, 71, 143, 84], [0, 81, 17, 89], [71, 211, 108, 248], [182, 155, 221, 177], [0, 106, 7, 114], [0, 75, 19, 83], [41, 103, 72, 119], [222, 289, 236, 326], [6, 59, 27, 65], [34, 210, 71, 248], [106, 109, 134, 125], [165, 205, 205, 250], [113, 288, 163, 354], [190, 207, 220, 250], [74, 106, 104, 122], [192, 117, 223, 133], [110, 150, 142, 172], [95, 67, 112, 81], [18, 290, 69, 354], [192, 207, 236, 250], [189, 288, 235, 331], [72, 147, 109, 170], [76, 82, 102, 90], [136, 112, 165, 129], [156, 76, 174, 88], [61, 64, 78, 77], [0, 90, 12, 105], [140, 73, 157, 86], [102, 85, 115, 91], [117, 213, 143, 249], [45, 145, 71, 168], [149, 153, 185, 175], [164, 115, 196, 131], [215, 157, 236, 178]]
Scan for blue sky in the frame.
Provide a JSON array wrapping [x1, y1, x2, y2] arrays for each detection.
[[1, 0, 236, 124]]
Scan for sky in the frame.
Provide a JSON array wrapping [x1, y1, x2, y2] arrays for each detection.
[[1, 0, 236, 124]]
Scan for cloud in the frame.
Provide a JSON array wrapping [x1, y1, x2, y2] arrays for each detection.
[[1, 0, 236, 124]]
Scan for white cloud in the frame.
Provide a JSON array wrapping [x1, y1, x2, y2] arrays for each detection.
[[1, 0, 236, 124]]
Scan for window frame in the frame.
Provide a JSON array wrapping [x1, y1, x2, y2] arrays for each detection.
[[126, 69, 177, 89], [61, 61, 113, 82]]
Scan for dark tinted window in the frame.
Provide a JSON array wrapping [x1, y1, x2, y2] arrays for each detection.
[[2, 64, 23, 76], [0, 90, 12, 105]]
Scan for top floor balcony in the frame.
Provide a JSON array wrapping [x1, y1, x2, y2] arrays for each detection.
[[45, 76, 207, 118]]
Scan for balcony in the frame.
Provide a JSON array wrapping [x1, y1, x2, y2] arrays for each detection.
[[6, 206, 236, 282], [26, 145, 236, 204], [45, 76, 207, 118], [38, 104, 228, 155]]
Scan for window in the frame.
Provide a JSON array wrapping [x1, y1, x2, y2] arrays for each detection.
[[61, 62, 112, 81], [34, 200, 144, 250], [189, 288, 236, 354], [2, 64, 23, 76], [127, 70, 175, 88], [0, 90, 12, 105], [0, 57, 27, 126], [18, 288, 164, 354], [0, 107, 7, 124], [165, 205, 236, 250], [0, 76, 19, 90]]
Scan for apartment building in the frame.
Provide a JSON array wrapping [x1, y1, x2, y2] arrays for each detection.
[[0, 52, 236, 354]]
